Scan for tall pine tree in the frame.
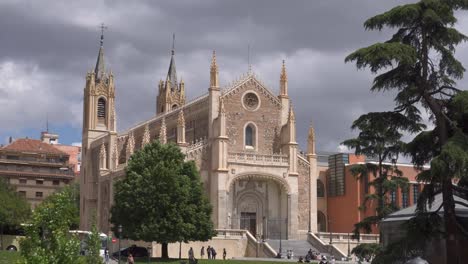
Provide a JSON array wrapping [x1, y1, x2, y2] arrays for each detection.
[[345, 0, 468, 261], [342, 112, 423, 239]]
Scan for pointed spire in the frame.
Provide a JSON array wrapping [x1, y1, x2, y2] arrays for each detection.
[[288, 105, 295, 123], [219, 97, 226, 114], [126, 132, 135, 161], [280, 60, 288, 97], [159, 117, 167, 144], [166, 33, 178, 91], [210, 50, 219, 89], [177, 110, 185, 127], [99, 142, 107, 169], [177, 111, 186, 145], [112, 139, 119, 168], [307, 124, 316, 155], [95, 23, 107, 82], [142, 124, 150, 146]]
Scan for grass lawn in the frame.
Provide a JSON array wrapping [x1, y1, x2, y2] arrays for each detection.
[[133, 258, 318, 264], [0, 250, 22, 263]]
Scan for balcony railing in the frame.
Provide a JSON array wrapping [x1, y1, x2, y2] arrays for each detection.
[[227, 152, 289, 167]]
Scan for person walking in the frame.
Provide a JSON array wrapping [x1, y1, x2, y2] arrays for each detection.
[[223, 248, 227, 260], [127, 253, 135, 264], [189, 247, 194, 261], [212, 247, 217, 259], [207, 246, 212, 259], [200, 246, 205, 259]]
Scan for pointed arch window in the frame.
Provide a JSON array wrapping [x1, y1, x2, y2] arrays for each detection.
[[245, 124, 256, 149], [97, 98, 106, 119]]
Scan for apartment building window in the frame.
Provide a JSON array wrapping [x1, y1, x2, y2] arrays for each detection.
[[402, 189, 409, 208], [413, 184, 420, 205], [19, 178, 27, 184], [32, 166, 40, 172], [390, 190, 397, 206], [64, 179, 69, 184], [18, 191, 26, 197], [53, 180, 60, 186], [36, 179, 44, 185], [327, 154, 348, 197], [35, 192, 43, 198], [317, 179, 325, 197]]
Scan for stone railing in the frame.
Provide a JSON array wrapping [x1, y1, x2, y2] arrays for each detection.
[[315, 232, 379, 243], [214, 229, 246, 238], [227, 152, 289, 167], [186, 137, 208, 153]]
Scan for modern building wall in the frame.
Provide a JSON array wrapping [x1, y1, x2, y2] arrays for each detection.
[[325, 153, 424, 234]]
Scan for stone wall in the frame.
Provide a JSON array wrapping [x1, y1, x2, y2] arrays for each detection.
[[297, 157, 310, 231], [223, 79, 282, 154]]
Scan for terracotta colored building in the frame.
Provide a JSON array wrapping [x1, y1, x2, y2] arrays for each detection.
[[0, 138, 75, 209], [322, 153, 424, 234]]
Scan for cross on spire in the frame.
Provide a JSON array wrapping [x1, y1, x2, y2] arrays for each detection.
[[172, 33, 175, 55], [99, 23, 107, 46]]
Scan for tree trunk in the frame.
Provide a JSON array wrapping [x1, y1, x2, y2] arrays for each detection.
[[161, 242, 169, 259], [433, 106, 460, 263], [179, 241, 182, 259]]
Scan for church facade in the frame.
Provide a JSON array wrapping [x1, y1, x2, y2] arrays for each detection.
[[80, 36, 319, 239]]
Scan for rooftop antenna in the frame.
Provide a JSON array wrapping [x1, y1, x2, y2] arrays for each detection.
[[99, 23, 107, 46], [46, 113, 49, 132]]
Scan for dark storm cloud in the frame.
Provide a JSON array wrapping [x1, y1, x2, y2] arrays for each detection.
[[1, 0, 467, 153]]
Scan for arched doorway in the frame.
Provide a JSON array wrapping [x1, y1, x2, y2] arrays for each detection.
[[228, 175, 289, 239], [317, 211, 327, 232]]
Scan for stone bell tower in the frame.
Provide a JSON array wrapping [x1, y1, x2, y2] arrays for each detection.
[[156, 34, 186, 115], [80, 26, 116, 230]]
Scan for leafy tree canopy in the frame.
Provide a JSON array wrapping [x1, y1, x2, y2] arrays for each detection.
[[19, 187, 83, 264], [0, 177, 30, 228], [110, 141, 215, 258]]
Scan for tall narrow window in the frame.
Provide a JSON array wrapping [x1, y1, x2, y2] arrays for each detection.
[[390, 190, 397, 206], [245, 125, 254, 148], [412, 184, 420, 205], [317, 179, 325, 197], [402, 189, 409, 208], [97, 98, 106, 119]]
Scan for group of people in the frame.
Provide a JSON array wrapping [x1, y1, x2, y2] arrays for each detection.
[[297, 249, 334, 264], [192, 246, 227, 261]]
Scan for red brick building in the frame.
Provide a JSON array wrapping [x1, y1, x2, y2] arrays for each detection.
[[320, 153, 424, 234]]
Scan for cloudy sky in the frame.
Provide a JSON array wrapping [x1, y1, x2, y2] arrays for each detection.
[[1, 0, 468, 153]]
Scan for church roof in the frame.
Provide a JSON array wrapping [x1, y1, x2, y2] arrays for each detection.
[[1, 138, 69, 156]]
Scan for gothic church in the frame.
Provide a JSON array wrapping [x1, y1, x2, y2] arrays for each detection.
[[80, 34, 319, 240]]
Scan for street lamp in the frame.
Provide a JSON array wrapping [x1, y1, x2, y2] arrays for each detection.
[[118, 225, 123, 264], [347, 232, 351, 260]]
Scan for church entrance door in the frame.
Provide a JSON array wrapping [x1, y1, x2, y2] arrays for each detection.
[[240, 212, 256, 236]]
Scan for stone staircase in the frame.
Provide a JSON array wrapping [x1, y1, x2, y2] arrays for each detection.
[[265, 239, 323, 259]]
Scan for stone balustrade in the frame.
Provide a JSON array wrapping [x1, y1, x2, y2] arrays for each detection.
[[227, 152, 289, 167], [315, 232, 379, 243]]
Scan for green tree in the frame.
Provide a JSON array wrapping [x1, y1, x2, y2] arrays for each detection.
[[19, 187, 83, 264], [86, 218, 102, 264], [110, 141, 215, 259], [0, 177, 30, 250], [351, 243, 381, 263], [342, 112, 423, 239], [345, 0, 468, 261]]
